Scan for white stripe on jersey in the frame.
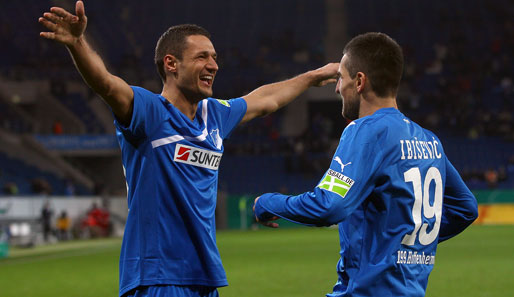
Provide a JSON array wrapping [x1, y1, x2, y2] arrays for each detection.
[[151, 100, 210, 148]]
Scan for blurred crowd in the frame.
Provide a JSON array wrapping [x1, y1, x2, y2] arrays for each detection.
[[39, 201, 111, 243], [1, 1, 512, 141], [0, 0, 513, 191]]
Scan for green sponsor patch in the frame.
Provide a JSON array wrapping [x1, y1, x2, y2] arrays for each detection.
[[216, 99, 230, 107], [317, 169, 354, 198]]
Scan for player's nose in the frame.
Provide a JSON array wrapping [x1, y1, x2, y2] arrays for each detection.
[[207, 57, 218, 72]]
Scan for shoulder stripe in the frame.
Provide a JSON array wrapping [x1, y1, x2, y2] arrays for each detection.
[[151, 100, 210, 148]]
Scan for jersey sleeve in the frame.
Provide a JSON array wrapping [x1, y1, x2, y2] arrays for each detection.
[[254, 121, 383, 226], [438, 156, 478, 242], [210, 98, 247, 139], [114, 86, 166, 142]]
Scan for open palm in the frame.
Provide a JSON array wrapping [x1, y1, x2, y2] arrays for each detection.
[[39, 0, 87, 46]]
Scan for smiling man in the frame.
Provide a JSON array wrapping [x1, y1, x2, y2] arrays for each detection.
[[38, 1, 337, 297]]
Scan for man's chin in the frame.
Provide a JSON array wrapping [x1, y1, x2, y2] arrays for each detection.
[[202, 90, 213, 98], [342, 109, 358, 121], [199, 85, 213, 98]]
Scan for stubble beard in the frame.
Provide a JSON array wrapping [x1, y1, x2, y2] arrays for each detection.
[[342, 95, 360, 121], [181, 80, 212, 103]]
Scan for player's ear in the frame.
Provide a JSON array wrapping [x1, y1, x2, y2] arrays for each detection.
[[355, 72, 366, 94], [164, 54, 178, 74]]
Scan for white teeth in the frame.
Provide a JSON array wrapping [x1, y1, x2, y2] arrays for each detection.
[[201, 75, 213, 80]]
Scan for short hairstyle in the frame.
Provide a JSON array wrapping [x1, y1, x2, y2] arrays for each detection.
[[343, 32, 404, 98], [154, 24, 211, 82]]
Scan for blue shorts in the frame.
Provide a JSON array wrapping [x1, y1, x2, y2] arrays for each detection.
[[122, 285, 219, 297]]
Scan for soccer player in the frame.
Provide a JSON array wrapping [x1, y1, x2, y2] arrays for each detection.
[[38, 1, 338, 297], [253, 32, 479, 297]]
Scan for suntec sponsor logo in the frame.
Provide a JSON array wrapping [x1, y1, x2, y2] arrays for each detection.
[[173, 144, 222, 170], [176, 146, 190, 161]]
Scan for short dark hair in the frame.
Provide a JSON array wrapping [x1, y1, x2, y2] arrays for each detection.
[[154, 24, 211, 82], [343, 32, 404, 98]]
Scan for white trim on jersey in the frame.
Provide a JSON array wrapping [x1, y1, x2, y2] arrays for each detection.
[[151, 100, 210, 148], [201, 99, 208, 126]]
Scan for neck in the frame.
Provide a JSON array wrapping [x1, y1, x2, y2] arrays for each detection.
[[161, 84, 198, 121], [359, 93, 397, 118]]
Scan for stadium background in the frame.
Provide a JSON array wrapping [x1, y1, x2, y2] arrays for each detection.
[[0, 0, 513, 296]]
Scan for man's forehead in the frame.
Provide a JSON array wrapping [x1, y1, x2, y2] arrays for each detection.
[[338, 54, 349, 73], [185, 35, 216, 54]]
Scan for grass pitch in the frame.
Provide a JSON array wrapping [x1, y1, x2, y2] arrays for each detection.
[[0, 225, 512, 297]]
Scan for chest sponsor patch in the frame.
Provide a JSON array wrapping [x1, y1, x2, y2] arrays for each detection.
[[174, 144, 222, 170], [317, 169, 355, 198]]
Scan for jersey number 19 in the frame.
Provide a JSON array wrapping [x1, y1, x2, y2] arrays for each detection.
[[402, 167, 443, 246]]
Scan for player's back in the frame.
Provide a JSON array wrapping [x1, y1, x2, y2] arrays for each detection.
[[253, 108, 475, 297], [335, 108, 447, 297]]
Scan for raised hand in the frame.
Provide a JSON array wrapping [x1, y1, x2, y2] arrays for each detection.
[[39, 0, 87, 46], [312, 62, 339, 87]]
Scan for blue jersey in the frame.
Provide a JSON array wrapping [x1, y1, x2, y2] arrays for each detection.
[[115, 87, 246, 296], [254, 108, 478, 297]]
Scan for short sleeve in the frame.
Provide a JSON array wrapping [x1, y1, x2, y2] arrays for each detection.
[[114, 86, 167, 142], [209, 98, 247, 139]]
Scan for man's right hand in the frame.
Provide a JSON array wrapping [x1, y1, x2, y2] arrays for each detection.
[[38, 0, 133, 126], [39, 0, 87, 46]]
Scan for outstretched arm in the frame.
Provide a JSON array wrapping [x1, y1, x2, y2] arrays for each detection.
[[241, 63, 338, 123], [39, 0, 133, 126]]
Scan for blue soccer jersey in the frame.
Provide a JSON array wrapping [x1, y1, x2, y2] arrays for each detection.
[[115, 86, 246, 296], [254, 108, 478, 297]]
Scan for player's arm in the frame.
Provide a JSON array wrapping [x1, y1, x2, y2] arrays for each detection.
[[39, 1, 133, 126], [253, 126, 379, 227], [253, 189, 351, 228], [438, 157, 478, 243], [241, 63, 338, 123]]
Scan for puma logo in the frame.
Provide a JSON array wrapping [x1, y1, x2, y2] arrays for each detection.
[[334, 156, 351, 172]]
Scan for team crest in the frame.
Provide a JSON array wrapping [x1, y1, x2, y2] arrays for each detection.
[[210, 129, 223, 149]]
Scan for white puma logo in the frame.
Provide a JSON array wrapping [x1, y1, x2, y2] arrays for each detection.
[[334, 156, 351, 172]]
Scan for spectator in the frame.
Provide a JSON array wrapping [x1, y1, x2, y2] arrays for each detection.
[[497, 166, 508, 183], [2, 182, 18, 195], [40, 201, 53, 242], [56, 210, 71, 241], [82, 203, 110, 238], [65, 179, 76, 196], [31, 178, 52, 195], [484, 168, 499, 189], [52, 119, 63, 134]]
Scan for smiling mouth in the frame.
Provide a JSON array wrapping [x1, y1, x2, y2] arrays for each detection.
[[200, 75, 214, 87]]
